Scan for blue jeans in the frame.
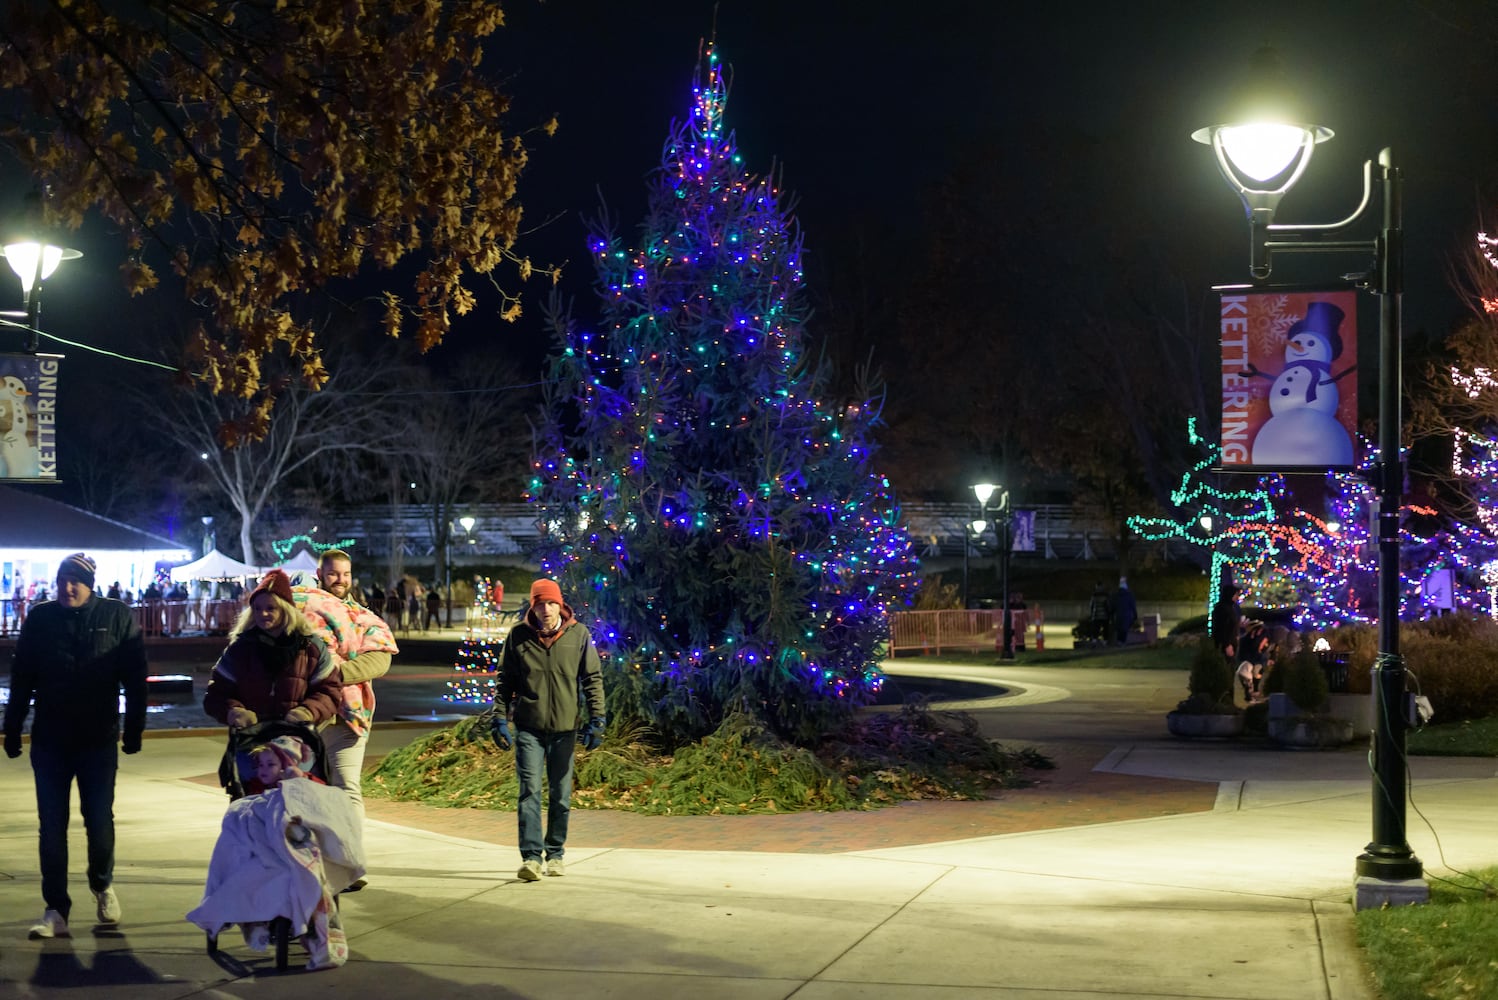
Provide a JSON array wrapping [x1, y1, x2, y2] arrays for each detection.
[[31, 742, 118, 920], [514, 728, 575, 861]]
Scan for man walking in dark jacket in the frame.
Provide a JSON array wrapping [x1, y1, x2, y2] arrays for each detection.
[[4, 553, 147, 938], [489, 579, 605, 881]]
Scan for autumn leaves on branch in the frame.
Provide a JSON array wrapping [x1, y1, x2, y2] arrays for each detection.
[[0, 0, 556, 441]]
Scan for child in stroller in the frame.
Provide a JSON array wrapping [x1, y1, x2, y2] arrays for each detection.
[[187, 720, 364, 972]]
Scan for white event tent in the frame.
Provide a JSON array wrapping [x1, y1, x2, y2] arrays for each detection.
[[168, 549, 265, 583]]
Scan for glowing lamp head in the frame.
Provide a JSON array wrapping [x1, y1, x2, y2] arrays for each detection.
[[1191, 46, 1332, 193], [2, 241, 81, 293], [973, 482, 998, 507], [1215, 123, 1318, 182]]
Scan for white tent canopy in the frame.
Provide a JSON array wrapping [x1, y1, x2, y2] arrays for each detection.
[[168, 549, 264, 583], [278, 548, 320, 572]]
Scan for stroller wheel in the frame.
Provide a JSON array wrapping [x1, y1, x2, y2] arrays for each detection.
[[271, 916, 291, 972]]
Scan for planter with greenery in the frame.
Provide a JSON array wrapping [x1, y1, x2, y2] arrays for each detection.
[[1166, 637, 1244, 738], [1267, 644, 1354, 748]]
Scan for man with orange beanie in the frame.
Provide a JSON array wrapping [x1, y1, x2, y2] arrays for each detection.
[[489, 578, 604, 881]]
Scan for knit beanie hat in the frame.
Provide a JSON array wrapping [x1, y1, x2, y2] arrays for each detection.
[[252, 569, 295, 605], [529, 579, 564, 606], [57, 552, 96, 589]]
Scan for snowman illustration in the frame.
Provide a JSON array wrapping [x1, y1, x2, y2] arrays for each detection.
[[0, 374, 38, 479], [1241, 301, 1356, 466]]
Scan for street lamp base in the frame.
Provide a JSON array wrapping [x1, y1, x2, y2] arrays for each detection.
[[1353, 875, 1429, 911], [1355, 844, 1423, 879]]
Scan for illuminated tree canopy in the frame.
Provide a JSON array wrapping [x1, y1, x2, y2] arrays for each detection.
[[0, 1, 555, 440]]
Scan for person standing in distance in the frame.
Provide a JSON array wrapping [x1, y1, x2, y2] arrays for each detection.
[[4, 553, 147, 938], [315, 549, 396, 891], [490, 579, 605, 881]]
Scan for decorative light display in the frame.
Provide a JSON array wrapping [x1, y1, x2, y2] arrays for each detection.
[[526, 44, 918, 745], [270, 534, 356, 561], [445, 576, 502, 704], [1126, 419, 1286, 610]]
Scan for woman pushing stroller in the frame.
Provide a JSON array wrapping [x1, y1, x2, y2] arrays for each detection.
[[203, 570, 342, 732], [190, 570, 362, 971]]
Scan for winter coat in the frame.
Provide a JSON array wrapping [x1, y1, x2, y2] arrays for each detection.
[[496, 606, 604, 734], [203, 631, 341, 727], [4, 595, 148, 749]]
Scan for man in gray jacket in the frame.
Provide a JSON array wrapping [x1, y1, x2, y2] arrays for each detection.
[[4, 553, 146, 938], [489, 578, 605, 881]]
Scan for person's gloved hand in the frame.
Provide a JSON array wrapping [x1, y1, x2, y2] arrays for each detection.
[[4, 732, 21, 759], [284, 706, 315, 725], [121, 734, 142, 755], [226, 706, 258, 729], [489, 715, 512, 751], [580, 717, 605, 751]]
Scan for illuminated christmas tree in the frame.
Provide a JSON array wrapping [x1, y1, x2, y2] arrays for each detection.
[[1126, 419, 1286, 610], [528, 44, 918, 746], [444, 576, 500, 703]]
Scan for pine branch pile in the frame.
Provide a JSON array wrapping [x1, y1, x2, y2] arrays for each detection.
[[366, 704, 1050, 816]]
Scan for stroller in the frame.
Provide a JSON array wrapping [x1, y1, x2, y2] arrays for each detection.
[[191, 720, 361, 973]]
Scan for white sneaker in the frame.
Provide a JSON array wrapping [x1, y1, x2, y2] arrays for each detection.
[[28, 909, 70, 939], [545, 858, 566, 877], [94, 887, 121, 924], [517, 859, 542, 881]]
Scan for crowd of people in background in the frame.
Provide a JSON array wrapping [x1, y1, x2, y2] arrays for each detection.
[[1209, 582, 1302, 705], [1084, 577, 1138, 645]]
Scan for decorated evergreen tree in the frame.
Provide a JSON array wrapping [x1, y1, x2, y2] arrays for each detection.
[[528, 44, 917, 746], [444, 576, 500, 704]]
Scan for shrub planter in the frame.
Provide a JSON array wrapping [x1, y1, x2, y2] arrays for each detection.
[[1267, 714, 1355, 749], [1166, 711, 1245, 738]]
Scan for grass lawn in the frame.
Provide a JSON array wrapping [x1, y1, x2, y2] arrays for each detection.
[[1357, 866, 1498, 1000], [1407, 715, 1498, 757]]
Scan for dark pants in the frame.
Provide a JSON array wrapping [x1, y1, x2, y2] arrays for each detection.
[[425, 608, 441, 630], [514, 728, 575, 861], [31, 741, 118, 920]]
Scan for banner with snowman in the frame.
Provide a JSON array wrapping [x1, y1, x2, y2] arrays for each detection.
[[0, 353, 61, 482], [1219, 290, 1358, 471]]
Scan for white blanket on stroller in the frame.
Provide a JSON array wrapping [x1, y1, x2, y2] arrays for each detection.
[[187, 778, 365, 961]]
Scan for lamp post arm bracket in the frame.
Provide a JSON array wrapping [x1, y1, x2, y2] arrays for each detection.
[[1266, 159, 1374, 233]]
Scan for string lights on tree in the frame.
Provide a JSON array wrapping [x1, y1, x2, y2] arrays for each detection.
[[526, 43, 917, 746]]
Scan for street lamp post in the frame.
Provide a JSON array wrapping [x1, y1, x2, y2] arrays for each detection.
[[974, 483, 1015, 659], [1, 191, 81, 353], [446, 515, 475, 628], [1195, 48, 1425, 908]]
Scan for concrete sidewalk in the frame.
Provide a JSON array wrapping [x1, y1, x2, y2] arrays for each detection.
[[2, 726, 1495, 997]]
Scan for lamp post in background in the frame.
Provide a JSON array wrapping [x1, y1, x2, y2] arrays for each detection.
[[446, 515, 476, 628], [974, 482, 1015, 659], [1194, 47, 1424, 907], [1, 191, 81, 353]]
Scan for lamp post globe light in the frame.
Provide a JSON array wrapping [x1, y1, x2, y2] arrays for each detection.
[[444, 516, 477, 628], [1, 190, 81, 353], [973, 482, 1015, 659], [1195, 48, 1425, 909]]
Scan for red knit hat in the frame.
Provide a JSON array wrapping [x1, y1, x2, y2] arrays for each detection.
[[529, 579, 563, 606], [252, 569, 295, 605]]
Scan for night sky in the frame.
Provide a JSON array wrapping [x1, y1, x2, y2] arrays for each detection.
[[9, 0, 1498, 449]]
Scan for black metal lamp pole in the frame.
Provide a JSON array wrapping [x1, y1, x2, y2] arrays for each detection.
[[999, 503, 1014, 659], [444, 526, 453, 628], [1358, 150, 1422, 886], [1198, 98, 1423, 900]]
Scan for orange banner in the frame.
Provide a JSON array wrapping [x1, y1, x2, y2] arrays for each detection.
[[1220, 291, 1358, 470]]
